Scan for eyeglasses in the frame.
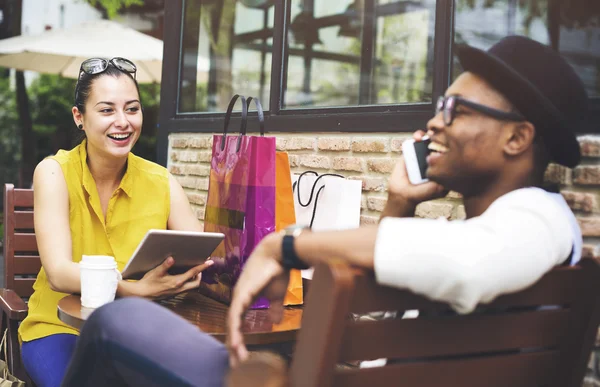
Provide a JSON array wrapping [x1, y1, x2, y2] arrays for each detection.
[[78, 57, 137, 79], [436, 95, 526, 126]]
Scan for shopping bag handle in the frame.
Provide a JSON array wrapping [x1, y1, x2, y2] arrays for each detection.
[[292, 171, 317, 205], [293, 171, 346, 228], [293, 171, 344, 207], [246, 96, 265, 136], [221, 94, 248, 152]]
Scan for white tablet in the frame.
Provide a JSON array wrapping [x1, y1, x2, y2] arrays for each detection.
[[121, 229, 225, 280]]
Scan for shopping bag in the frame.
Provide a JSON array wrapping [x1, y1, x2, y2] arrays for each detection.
[[292, 171, 362, 231], [0, 330, 25, 387], [247, 96, 302, 305], [202, 94, 276, 308], [275, 151, 303, 306], [202, 95, 302, 307], [292, 171, 362, 278], [246, 96, 302, 305]]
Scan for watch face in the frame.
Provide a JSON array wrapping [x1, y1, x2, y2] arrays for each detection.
[[285, 224, 310, 237], [285, 224, 306, 232]]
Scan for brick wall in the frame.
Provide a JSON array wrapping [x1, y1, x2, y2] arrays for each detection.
[[168, 132, 468, 226], [544, 135, 600, 261], [168, 132, 600, 260]]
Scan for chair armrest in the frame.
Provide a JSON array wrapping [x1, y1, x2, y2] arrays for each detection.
[[0, 289, 28, 320]]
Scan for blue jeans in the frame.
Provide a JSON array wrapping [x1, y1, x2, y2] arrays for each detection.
[[21, 333, 78, 387], [62, 298, 229, 387]]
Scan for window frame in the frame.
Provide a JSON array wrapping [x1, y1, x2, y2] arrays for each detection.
[[157, 0, 599, 166]]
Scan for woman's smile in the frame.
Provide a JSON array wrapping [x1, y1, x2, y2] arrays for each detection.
[[107, 132, 134, 146]]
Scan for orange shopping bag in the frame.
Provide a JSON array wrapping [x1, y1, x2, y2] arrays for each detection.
[[276, 151, 303, 306]]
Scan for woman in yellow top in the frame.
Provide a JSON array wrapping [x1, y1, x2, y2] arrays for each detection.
[[19, 57, 213, 387]]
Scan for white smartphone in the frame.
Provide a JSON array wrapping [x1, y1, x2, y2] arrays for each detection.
[[402, 137, 431, 185]]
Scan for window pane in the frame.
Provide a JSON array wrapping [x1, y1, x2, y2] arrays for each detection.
[[179, 0, 274, 113], [454, 0, 600, 98], [284, 0, 437, 109]]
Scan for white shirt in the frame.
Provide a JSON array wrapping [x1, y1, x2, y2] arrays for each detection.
[[374, 187, 582, 315]]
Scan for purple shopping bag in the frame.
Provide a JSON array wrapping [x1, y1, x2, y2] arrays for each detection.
[[201, 95, 276, 308]]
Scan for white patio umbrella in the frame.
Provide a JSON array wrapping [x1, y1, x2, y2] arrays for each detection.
[[0, 20, 166, 83]]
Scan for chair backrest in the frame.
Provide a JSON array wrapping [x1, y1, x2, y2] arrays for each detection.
[[3, 184, 40, 298], [291, 259, 600, 387]]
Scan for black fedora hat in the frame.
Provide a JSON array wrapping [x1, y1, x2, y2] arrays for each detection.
[[456, 35, 588, 168]]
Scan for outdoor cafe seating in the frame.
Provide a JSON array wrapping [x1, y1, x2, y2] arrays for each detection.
[[1, 183, 303, 385], [3, 182, 600, 387]]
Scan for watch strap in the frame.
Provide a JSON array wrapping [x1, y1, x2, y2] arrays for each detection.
[[281, 234, 310, 270]]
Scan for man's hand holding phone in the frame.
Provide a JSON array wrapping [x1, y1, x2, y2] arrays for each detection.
[[388, 131, 447, 206]]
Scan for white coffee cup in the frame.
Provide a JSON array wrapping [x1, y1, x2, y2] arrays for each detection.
[[80, 255, 122, 308]]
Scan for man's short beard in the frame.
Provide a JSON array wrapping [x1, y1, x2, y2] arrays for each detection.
[[429, 173, 496, 198]]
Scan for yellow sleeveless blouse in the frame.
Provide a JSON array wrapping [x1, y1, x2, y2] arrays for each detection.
[[19, 140, 170, 342]]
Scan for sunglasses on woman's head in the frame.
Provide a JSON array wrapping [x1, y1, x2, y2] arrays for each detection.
[[78, 57, 137, 79], [74, 57, 137, 108], [436, 95, 526, 126]]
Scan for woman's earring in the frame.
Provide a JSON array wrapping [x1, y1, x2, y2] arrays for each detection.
[[78, 124, 83, 130]]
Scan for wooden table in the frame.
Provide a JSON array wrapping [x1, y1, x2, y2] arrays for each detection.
[[58, 292, 303, 345]]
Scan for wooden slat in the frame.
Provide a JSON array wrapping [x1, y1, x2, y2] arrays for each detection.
[[13, 189, 33, 208], [14, 211, 34, 230], [13, 256, 41, 276], [333, 351, 559, 387], [486, 267, 582, 307], [347, 269, 448, 313], [338, 309, 569, 361], [13, 278, 36, 298], [558, 259, 600, 386], [13, 233, 37, 252], [349, 267, 583, 314]]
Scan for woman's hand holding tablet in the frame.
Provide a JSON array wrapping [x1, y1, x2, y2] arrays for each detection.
[[134, 255, 214, 299], [121, 229, 225, 280]]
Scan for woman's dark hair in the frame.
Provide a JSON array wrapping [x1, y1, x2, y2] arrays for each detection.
[[74, 64, 142, 113]]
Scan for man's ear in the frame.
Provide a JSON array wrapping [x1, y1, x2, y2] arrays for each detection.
[[503, 121, 536, 157]]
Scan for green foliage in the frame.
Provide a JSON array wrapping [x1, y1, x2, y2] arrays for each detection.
[[29, 74, 78, 159], [133, 82, 160, 162], [456, 0, 599, 29], [0, 71, 21, 212], [559, 0, 600, 28], [456, 0, 545, 29], [85, 0, 144, 19]]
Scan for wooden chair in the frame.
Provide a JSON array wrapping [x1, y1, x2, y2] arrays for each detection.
[[284, 259, 600, 387], [1, 183, 40, 383]]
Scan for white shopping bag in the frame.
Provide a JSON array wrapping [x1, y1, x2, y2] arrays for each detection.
[[292, 171, 362, 278]]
